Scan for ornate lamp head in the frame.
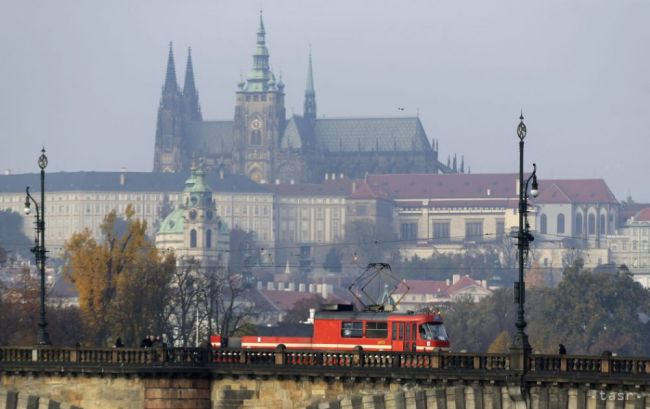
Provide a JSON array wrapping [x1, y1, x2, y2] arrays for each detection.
[[517, 112, 527, 141], [38, 147, 48, 170]]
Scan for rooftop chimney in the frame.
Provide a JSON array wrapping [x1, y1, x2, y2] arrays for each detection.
[[219, 169, 224, 180], [325, 173, 329, 181], [290, 179, 295, 185], [120, 167, 126, 186], [3, 169, 10, 176], [452, 274, 461, 284]]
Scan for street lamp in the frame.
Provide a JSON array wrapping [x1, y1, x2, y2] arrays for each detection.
[[512, 113, 538, 364], [24, 147, 51, 346]]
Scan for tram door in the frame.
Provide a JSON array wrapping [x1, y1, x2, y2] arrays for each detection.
[[392, 322, 417, 352], [391, 322, 404, 351], [404, 323, 417, 353]]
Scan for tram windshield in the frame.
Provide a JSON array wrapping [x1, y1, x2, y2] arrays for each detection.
[[419, 322, 448, 341]]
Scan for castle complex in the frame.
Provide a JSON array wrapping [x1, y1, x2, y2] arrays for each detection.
[[152, 14, 447, 183]]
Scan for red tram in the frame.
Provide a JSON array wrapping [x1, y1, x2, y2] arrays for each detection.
[[211, 304, 449, 353]]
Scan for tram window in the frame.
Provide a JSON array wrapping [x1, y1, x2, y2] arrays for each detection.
[[399, 323, 404, 340], [405, 324, 411, 340], [366, 322, 388, 339], [341, 321, 363, 338], [392, 323, 398, 340], [412, 324, 417, 340]]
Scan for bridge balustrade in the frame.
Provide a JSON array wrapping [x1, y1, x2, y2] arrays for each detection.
[[1, 347, 649, 378]]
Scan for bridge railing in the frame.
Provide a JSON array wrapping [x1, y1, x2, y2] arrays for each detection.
[[1, 347, 649, 376], [529, 354, 650, 375]]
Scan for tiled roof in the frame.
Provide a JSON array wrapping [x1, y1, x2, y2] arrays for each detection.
[[366, 173, 519, 200], [186, 120, 234, 155], [258, 290, 323, 312], [349, 180, 391, 200], [271, 179, 353, 197], [0, 171, 270, 194], [634, 207, 650, 222], [534, 179, 618, 204], [619, 203, 650, 225], [314, 117, 432, 153], [395, 280, 449, 295], [447, 276, 484, 293]]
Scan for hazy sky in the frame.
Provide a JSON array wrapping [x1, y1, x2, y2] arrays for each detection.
[[1, 1, 648, 201]]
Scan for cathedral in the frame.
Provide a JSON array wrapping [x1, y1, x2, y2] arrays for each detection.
[[153, 14, 449, 183]]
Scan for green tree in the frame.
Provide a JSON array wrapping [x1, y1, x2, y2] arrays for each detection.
[[345, 220, 398, 267], [0, 210, 31, 256], [63, 205, 175, 346], [323, 248, 343, 273], [284, 294, 324, 324], [528, 259, 650, 355]]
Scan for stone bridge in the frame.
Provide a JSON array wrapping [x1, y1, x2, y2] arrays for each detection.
[[1, 347, 649, 409]]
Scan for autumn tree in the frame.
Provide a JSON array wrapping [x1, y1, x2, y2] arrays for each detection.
[[64, 205, 175, 346], [487, 330, 511, 353]]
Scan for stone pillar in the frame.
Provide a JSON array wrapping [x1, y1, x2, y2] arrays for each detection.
[[568, 388, 578, 409], [455, 386, 466, 409], [385, 392, 406, 409], [473, 384, 484, 409]]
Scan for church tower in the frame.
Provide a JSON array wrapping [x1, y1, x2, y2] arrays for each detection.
[[233, 12, 286, 183], [153, 43, 185, 172], [304, 49, 317, 125], [181, 165, 228, 268], [182, 47, 202, 122]]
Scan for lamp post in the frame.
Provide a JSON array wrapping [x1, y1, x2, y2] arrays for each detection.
[[24, 147, 51, 346], [512, 113, 538, 366]]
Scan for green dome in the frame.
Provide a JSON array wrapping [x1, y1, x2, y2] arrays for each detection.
[[184, 167, 212, 194], [158, 208, 185, 234]]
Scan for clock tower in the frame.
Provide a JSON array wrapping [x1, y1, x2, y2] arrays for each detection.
[[233, 12, 286, 183]]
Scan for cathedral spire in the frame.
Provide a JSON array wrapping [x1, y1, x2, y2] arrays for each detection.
[[183, 47, 202, 121], [164, 41, 178, 93], [304, 48, 317, 121], [243, 11, 276, 92]]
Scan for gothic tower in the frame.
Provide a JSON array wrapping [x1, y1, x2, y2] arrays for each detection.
[[304, 49, 317, 125], [182, 47, 202, 122], [233, 12, 286, 183], [153, 43, 185, 172]]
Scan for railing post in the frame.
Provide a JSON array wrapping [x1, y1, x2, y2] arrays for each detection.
[[560, 357, 567, 372], [239, 350, 247, 364], [31, 349, 38, 362], [601, 357, 610, 374], [352, 346, 363, 367], [274, 345, 286, 365], [473, 355, 481, 369], [431, 351, 441, 369]]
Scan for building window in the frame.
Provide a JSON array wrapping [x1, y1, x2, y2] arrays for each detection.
[[557, 214, 565, 234], [496, 220, 505, 238], [588, 214, 596, 235], [190, 229, 197, 248], [400, 223, 418, 240], [250, 130, 262, 145], [575, 213, 583, 235], [206, 230, 212, 249], [540, 214, 547, 234], [465, 221, 483, 241], [356, 205, 367, 216], [433, 222, 450, 240], [599, 214, 606, 234]]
